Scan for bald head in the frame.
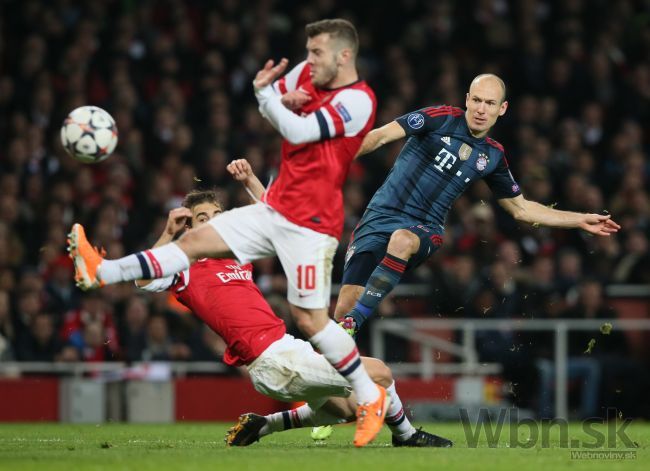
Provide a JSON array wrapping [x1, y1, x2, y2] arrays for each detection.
[[465, 73, 509, 138], [470, 74, 507, 103]]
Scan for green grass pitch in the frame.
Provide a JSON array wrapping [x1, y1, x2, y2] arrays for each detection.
[[0, 422, 647, 470]]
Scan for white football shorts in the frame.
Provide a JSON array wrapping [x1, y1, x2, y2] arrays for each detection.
[[247, 334, 351, 407], [207, 203, 338, 309]]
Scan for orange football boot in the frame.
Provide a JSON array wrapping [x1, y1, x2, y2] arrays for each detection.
[[353, 385, 390, 447], [67, 223, 105, 290]]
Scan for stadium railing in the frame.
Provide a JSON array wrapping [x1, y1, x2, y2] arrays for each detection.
[[0, 361, 229, 376], [332, 283, 650, 298], [370, 318, 650, 420]]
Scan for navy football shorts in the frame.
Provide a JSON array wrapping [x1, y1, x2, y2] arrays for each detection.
[[342, 209, 444, 286]]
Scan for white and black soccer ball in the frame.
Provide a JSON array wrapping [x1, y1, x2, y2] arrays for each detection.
[[60, 106, 118, 164]]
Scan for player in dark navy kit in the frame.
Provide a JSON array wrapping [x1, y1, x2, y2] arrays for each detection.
[[336, 74, 621, 335]]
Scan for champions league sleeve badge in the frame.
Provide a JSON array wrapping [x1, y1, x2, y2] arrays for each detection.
[[476, 153, 488, 171], [407, 113, 424, 129]]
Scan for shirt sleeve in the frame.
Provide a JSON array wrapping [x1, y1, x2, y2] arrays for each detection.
[[484, 155, 522, 199], [395, 105, 461, 136], [272, 61, 307, 94], [255, 86, 373, 145], [312, 89, 374, 139]]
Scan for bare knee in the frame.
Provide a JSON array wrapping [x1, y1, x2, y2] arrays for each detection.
[[387, 229, 420, 259], [361, 357, 393, 388]]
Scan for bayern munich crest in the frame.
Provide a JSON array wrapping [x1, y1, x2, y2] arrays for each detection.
[[476, 153, 488, 171]]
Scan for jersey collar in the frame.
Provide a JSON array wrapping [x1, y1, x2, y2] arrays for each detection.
[[318, 78, 363, 91], [461, 115, 489, 143]]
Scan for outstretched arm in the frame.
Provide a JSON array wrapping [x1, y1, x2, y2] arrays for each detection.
[[498, 195, 621, 236], [226, 158, 265, 201], [356, 105, 456, 159], [135, 207, 192, 288], [354, 121, 406, 159]]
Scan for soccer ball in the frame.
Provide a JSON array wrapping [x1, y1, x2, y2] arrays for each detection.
[[60, 106, 118, 164]]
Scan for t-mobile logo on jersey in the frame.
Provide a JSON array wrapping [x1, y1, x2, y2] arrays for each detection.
[[216, 265, 253, 283], [434, 148, 457, 173]]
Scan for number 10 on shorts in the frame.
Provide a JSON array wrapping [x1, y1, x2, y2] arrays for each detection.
[[297, 265, 316, 290]]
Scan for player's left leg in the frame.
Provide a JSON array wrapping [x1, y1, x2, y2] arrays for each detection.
[[359, 357, 453, 446], [356, 358, 453, 447], [270, 215, 388, 447], [225, 398, 353, 446], [291, 305, 388, 447], [245, 392, 453, 448], [227, 356, 390, 446], [228, 334, 356, 447], [229, 354, 452, 447], [343, 226, 443, 333]]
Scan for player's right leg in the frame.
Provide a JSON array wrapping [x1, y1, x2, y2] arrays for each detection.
[[334, 211, 395, 333], [334, 285, 365, 321], [68, 220, 233, 290], [342, 228, 419, 329], [334, 250, 379, 336], [341, 222, 444, 334], [68, 204, 273, 290]]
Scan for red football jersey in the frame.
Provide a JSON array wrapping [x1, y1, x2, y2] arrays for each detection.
[[152, 259, 286, 366], [265, 61, 377, 239]]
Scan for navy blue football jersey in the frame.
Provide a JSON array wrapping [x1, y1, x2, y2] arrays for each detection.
[[366, 105, 521, 226]]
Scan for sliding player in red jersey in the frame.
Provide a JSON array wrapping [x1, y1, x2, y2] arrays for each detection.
[[136, 187, 451, 449]]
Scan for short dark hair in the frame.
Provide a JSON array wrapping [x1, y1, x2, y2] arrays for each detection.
[[181, 189, 223, 212], [305, 19, 358, 55]]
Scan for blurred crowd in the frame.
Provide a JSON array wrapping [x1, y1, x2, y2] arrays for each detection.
[[0, 0, 648, 413]]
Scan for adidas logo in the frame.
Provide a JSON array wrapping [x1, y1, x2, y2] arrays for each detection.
[[441, 136, 451, 145]]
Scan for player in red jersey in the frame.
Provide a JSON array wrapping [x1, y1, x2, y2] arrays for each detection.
[[68, 19, 385, 446], [134, 190, 286, 367], [256, 39, 376, 240], [136, 188, 452, 449]]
